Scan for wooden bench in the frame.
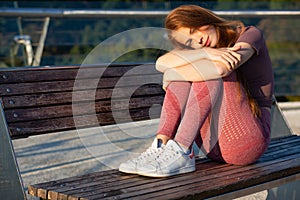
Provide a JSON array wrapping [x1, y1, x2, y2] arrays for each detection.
[[0, 63, 299, 200]]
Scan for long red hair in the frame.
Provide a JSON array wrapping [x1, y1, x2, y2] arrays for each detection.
[[165, 5, 261, 117]]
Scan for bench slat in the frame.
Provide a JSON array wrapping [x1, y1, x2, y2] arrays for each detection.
[[85, 152, 300, 200], [1, 84, 164, 109], [4, 96, 164, 123], [39, 141, 300, 199], [9, 107, 161, 138], [58, 151, 300, 200], [0, 64, 157, 84], [0, 67, 78, 83], [27, 135, 300, 200], [29, 159, 214, 200], [138, 141, 300, 199], [0, 74, 162, 96], [137, 155, 300, 200], [7, 108, 161, 138], [56, 163, 240, 200]]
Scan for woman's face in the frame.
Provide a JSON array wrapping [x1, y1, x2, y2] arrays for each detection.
[[172, 25, 218, 49]]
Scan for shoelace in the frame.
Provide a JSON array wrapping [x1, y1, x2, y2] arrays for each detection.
[[155, 146, 180, 164], [135, 146, 165, 162]]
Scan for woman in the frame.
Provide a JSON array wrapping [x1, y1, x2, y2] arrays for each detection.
[[119, 5, 274, 177]]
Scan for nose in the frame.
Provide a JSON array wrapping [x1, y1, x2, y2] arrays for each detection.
[[199, 37, 203, 45], [191, 33, 203, 45], [191, 31, 204, 46]]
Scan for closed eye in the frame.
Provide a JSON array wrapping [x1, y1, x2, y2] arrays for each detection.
[[185, 39, 193, 47]]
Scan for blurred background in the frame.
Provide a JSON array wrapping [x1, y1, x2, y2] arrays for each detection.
[[0, 0, 299, 100]]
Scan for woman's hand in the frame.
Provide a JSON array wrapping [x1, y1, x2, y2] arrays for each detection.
[[202, 45, 242, 72]]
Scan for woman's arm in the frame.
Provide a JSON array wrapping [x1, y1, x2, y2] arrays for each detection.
[[160, 42, 255, 89], [161, 59, 222, 89], [156, 45, 243, 73]]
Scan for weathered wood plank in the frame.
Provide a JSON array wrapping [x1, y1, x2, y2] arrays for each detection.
[[266, 135, 300, 149], [138, 159, 300, 200], [0, 63, 157, 84], [56, 163, 238, 200], [1, 84, 164, 109], [9, 107, 161, 138], [4, 95, 164, 123], [121, 147, 300, 200], [0, 66, 78, 84], [85, 153, 300, 200], [31, 169, 139, 200], [80, 152, 300, 200], [0, 74, 162, 96], [208, 173, 300, 200], [27, 136, 300, 200], [30, 159, 213, 200], [57, 155, 300, 200], [0, 63, 164, 138]]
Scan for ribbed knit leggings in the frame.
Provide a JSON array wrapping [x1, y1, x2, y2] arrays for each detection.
[[157, 72, 271, 165]]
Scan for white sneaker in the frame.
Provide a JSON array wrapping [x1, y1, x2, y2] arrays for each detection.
[[118, 138, 165, 174], [137, 140, 195, 177]]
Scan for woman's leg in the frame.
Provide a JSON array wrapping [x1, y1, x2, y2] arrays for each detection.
[[119, 82, 195, 175], [136, 72, 270, 177], [195, 72, 270, 165], [157, 72, 270, 165], [136, 79, 223, 177], [174, 78, 224, 149], [156, 81, 192, 144]]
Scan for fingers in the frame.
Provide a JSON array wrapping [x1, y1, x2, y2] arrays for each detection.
[[224, 45, 242, 69], [228, 44, 241, 52], [221, 50, 241, 70], [204, 47, 242, 70], [220, 57, 235, 71]]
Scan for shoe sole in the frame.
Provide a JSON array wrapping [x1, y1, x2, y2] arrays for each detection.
[[137, 165, 195, 178], [119, 167, 137, 174]]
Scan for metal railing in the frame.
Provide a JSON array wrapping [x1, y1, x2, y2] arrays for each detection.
[[1, 8, 300, 18]]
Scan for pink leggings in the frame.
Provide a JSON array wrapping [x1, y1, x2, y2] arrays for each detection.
[[157, 72, 271, 165]]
